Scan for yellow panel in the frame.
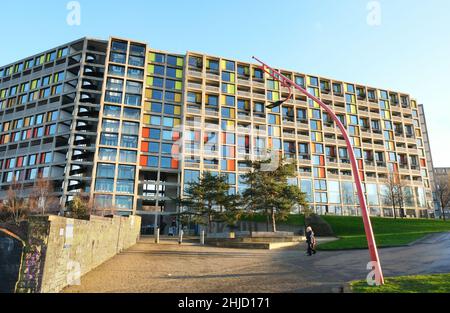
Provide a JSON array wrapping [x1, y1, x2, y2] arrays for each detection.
[[143, 115, 150, 124], [147, 65, 154, 74], [148, 52, 155, 62], [174, 106, 181, 115], [177, 57, 184, 67], [175, 81, 182, 90], [176, 69, 183, 79]]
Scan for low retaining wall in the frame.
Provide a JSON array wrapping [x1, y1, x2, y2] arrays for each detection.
[[14, 215, 141, 293]]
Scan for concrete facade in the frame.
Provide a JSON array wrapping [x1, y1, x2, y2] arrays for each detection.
[[0, 36, 435, 223]]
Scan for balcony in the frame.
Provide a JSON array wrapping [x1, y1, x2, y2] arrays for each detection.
[[237, 78, 250, 86], [204, 86, 219, 94], [188, 70, 202, 78], [188, 82, 202, 90], [237, 90, 251, 97]]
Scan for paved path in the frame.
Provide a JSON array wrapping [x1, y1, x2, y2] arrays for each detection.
[[63, 233, 450, 293]]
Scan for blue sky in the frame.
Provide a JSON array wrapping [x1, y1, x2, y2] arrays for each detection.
[[1, 0, 449, 166]]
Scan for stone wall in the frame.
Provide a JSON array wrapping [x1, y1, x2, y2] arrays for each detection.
[[14, 215, 141, 293]]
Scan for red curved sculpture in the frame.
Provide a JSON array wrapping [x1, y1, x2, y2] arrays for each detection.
[[253, 56, 385, 285]]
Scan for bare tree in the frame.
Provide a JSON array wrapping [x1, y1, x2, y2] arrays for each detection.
[[383, 172, 408, 219], [1, 178, 28, 225], [28, 176, 60, 215], [434, 175, 450, 221]]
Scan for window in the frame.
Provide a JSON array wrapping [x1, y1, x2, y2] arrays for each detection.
[[122, 121, 139, 135], [118, 165, 135, 180], [253, 68, 264, 80], [102, 119, 120, 132], [97, 163, 115, 178], [110, 52, 126, 64], [112, 41, 127, 53], [101, 133, 118, 146], [121, 135, 138, 148], [99, 148, 117, 162], [333, 83, 342, 95], [95, 179, 114, 192], [128, 68, 144, 79], [222, 60, 235, 71], [295, 76, 305, 87], [237, 65, 249, 77], [167, 55, 184, 67], [104, 105, 121, 117], [128, 55, 145, 67], [123, 108, 140, 120], [206, 59, 219, 72], [308, 76, 318, 86], [120, 150, 137, 163], [130, 44, 145, 57], [116, 196, 133, 210], [105, 91, 122, 103], [165, 79, 182, 90], [189, 56, 203, 69], [149, 52, 165, 63], [207, 95, 218, 106], [116, 181, 134, 194]]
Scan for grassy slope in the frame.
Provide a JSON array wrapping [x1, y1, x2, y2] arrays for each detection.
[[351, 274, 450, 293], [319, 216, 450, 250], [242, 214, 305, 227]]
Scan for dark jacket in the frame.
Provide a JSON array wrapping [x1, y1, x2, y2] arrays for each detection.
[[306, 230, 315, 244]]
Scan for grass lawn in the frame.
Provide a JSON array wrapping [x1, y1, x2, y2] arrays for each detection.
[[319, 216, 450, 250], [242, 214, 305, 227], [351, 274, 450, 293]]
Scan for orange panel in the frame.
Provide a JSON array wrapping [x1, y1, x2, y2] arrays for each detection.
[[141, 141, 149, 152], [142, 127, 150, 138], [140, 156, 148, 166]]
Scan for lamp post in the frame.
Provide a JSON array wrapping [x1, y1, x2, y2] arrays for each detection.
[[252, 56, 384, 285]]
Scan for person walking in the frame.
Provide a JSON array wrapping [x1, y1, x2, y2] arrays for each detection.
[[305, 226, 317, 256]]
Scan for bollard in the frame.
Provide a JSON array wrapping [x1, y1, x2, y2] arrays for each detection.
[[178, 229, 184, 245], [155, 227, 160, 244], [200, 230, 205, 245]]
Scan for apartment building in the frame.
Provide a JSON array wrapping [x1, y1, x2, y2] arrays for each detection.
[[0, 36, 434, 221]]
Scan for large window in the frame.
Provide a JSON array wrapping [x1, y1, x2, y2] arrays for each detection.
[[328, 181, 341, 204], [122, 121, 139, 135], [118, 165, 135, 180], [97, 163, 115, 178], [120, 150, 137, 163], [101, 133, 118, 146], [95, 179, 114, 192], [98, 148, 117, 162], [121, 135, 138, 148]]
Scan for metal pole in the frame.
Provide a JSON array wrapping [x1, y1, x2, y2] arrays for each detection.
[[252, 56, 384, 285], [178, 228, 184, 245], [155, 227, 160, 244], [200, 230, 205, 245]]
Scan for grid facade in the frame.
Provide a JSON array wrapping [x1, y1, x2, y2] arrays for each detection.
[[0, 36, 434, 218]]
